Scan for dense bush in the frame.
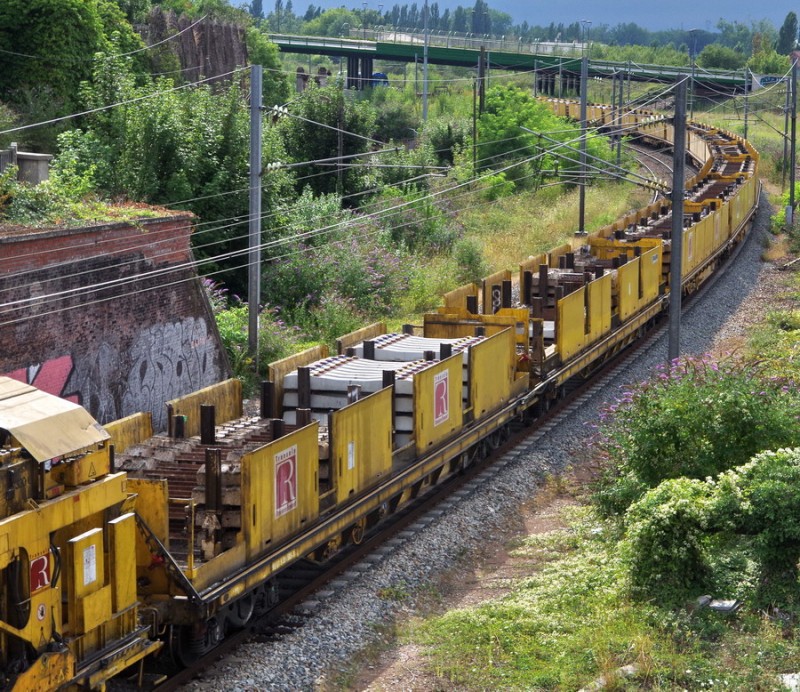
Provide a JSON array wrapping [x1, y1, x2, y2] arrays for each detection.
[[714, 448, 800, 598], [204, 280, 305, 384], [263, 214, 408, 327], [619, 448, 800, 607], [593, 355, 800, 516], [376, 189, 458, 252], [622, 478, 715, 603], [422, 116, 472, 167], [370, 86, 420, 143]]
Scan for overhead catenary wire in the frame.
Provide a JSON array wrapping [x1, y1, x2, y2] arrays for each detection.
[[0, 136, 576, 320], [1, 71, 685, 315], [0, 128, 540, 282], [0, 98, 653, 302]]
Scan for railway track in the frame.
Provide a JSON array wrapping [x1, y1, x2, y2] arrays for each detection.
[[141, 124, 760, 691], [1, 97, 760, 692]]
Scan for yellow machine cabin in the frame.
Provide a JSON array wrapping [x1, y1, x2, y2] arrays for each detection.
[[0, 377, 160, 691]]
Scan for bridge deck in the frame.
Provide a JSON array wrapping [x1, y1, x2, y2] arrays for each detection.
[[270, 32, 747, 89]]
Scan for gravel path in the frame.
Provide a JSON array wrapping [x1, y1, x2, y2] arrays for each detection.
[[189, 190, 776, 692]]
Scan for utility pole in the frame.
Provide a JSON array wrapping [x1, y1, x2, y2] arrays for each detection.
[[668, 76, 687, 363], [689, 29, 698, 120], [577, 20, 590, 235], [472, 75, 478, 174], [478, 46, 486, 113], [784, 72, 791, 191], [337, 93, 344, 196], [789, 59, 798, 227], [616, 70, 624, 167], [422, 0, 429, 121], [743, 68, 749, 140], [248, 65, 263, 362]]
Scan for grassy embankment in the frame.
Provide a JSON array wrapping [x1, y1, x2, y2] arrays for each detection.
[[392, 180, 649, 331]]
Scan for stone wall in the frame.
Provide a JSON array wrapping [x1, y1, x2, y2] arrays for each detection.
[[140, 8, 249, 85], [0, 215, 229, 431]]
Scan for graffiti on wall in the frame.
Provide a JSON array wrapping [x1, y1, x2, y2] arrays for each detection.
[[121, 316, 220, 430], [3, 355, 81, 403], [4, 317, 221, 430]]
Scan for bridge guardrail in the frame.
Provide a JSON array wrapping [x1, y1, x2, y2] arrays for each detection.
[[269, 32, 751, 87]]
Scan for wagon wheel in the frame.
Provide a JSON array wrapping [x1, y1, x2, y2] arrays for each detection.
[[226, 591, 256, 629], [350, 518, 368, 545]]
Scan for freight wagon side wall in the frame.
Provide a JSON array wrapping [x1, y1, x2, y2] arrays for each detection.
[[0, 216, 229, 430]]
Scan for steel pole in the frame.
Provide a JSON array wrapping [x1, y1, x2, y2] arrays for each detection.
[[783, 72, 790, 191], [743, 68, 749, 140], [422, 0, 429, 121], [668, 76, 687, 363], [248, 65, 263, 363], [577, 52, 588, 234], [790, 60, 797, 227]]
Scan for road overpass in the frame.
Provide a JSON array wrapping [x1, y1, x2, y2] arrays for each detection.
[[270, 30, 748, 93]]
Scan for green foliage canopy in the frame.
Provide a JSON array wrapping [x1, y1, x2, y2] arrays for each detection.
[[275, 82, 377, 197], [594, 356, 800, 517], [697, 44, 746, 69], [478, 85, 614, 190], [0, 0, 146, 110], [776, 11, 798, 54]]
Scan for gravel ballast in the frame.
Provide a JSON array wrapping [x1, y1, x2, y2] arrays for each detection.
[[190, 192, 775, 692]]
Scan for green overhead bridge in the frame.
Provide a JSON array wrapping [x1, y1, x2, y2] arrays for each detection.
[[270, 31, 749, 90]]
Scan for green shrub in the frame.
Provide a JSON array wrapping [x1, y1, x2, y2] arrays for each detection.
[[293, 293, 364, 348], [422, 116, 472, 166], [713, 448, 800, 600], [479, 172, 516, 201], [453, 236, 489, 284], [593, 355, 800, 516], [204, 280, 305, 387], [399, 256, 459, 315], [622, 478, 715, 603], [770, 183, 800, 236], [377, 190, 458, 253]]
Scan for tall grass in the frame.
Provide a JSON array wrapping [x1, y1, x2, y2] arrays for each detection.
[[459, 181, 649, 271]]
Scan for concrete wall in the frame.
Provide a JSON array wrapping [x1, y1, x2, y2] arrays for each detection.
[[0, 215, 230, 431]]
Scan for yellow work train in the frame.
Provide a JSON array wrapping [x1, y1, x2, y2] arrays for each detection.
[[0, 104, 759, 688]]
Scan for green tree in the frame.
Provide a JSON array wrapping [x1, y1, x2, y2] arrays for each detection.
[[61, 51, 295, 296], [112, 0, 152, 23], [451, 6, 467, 33], [0, 0, 145, 111], [370, 86, 420, 142], [477, 85, 614, 189], [302, 7, 358, 37], [245, 27, 290, 106], [776, 11, 798, 54], [697, 43, 746, 69], [749, 41, 789, 74], [275, 82, 376, 197], [471, 0, 491, 35]]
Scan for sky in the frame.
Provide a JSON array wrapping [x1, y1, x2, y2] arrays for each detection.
[[246, 0, 798, 32]]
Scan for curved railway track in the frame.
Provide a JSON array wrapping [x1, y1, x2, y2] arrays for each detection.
[[172, 190, 761, 689]]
